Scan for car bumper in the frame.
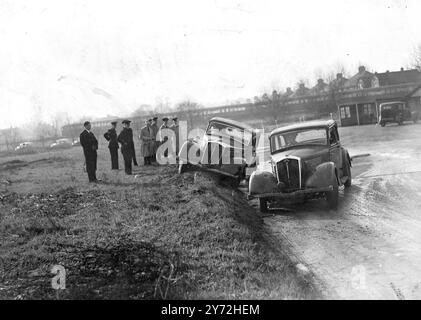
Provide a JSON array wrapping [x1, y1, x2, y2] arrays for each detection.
[[247, 186, 333, 200]]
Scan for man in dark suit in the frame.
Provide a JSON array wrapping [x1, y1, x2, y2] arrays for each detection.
[[80, 121, 99, 182], [129, 126, 138, 167], [104, 121, 119, 170], [117, 119, 134, 175]]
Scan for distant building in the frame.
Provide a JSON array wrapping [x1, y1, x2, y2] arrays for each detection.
[[337, 66, 421, 126], [61, 67, 421, 136]]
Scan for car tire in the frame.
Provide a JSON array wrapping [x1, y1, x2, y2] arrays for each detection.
[[344, 161, 352, 188], [259, 198, 269, 213], [326, 175, 339, 210], [380, 121, 385, 127]]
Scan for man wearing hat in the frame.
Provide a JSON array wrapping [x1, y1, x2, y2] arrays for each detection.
[[79, 121, 99, 182], [159, 117, 170, 158], [150, 116, 159, 163], [170, 116, 180, 158], [139, 118, 154, 165], [103, 121, 119, 170], [117, 120, 134, 174]]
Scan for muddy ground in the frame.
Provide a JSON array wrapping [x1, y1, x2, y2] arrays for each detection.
[[255, 122, 421, 299]]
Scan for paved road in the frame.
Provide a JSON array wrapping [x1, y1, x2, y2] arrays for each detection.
[[251, 123, 421, 299]]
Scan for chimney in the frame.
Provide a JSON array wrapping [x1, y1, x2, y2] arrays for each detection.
[[336, 73, 343, 79], [358, 66, 366, 73], [299, 83, 305, 89], [286, 87, 293, 94], [401, 67, 404, 71]]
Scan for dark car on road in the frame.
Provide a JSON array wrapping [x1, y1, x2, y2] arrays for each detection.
[[178, 117, 258, 186], [378, 101, 418, 127], [248, 119, 352, 212]]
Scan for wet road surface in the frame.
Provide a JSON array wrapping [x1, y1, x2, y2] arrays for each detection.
[[251, 123, 421, 299]]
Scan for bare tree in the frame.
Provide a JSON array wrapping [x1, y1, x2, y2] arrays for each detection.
[[410, 43, 421, 71], [175, 100, 203, 128], [35, 122, 56, 148], [0, 127, 22, 151]]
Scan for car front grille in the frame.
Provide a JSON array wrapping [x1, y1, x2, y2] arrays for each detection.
[[276, 158, 301, 190]]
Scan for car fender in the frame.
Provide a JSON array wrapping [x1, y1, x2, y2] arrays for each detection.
[[249, 170, 278, 195], [305, 162, 338, 188]]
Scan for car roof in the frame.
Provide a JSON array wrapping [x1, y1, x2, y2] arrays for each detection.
[[209, 117, 254, 131], [270, 119, 336, 137]]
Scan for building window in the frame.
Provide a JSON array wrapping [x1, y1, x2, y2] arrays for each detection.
[[371, 76, 379, 88], [340, 106, 351, 119], [362, 104, 373, 115]]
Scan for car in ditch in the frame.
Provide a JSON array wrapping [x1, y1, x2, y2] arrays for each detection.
[[178, 117, 258, 185], [248, 119, 352, 212], [378, 101, 418, 127]]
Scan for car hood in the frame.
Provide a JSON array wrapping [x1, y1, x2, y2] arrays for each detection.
[[271, 145, 328, 163]]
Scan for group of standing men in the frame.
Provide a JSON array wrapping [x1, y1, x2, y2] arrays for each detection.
[[80, 116, 180, 182]]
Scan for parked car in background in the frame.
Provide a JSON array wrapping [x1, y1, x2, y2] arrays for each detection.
[[378, 101, 418, 127], [248, 119, 352, 212], [178, 117, 258, 186], [50, 138, 72, 150], [72, 139, 80, 147], [14, 142, 36, 154]]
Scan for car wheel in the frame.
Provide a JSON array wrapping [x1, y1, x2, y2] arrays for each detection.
[[380, 121, 385, 127], [259, 198, 269, 213], [344, 161, 352, 188], [326, 175, 339, 210]]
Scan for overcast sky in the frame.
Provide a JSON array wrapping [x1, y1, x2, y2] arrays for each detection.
[[0, 0, 420, 129]]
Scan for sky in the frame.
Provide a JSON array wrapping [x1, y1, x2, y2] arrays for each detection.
[[0, 0, 420, 129]]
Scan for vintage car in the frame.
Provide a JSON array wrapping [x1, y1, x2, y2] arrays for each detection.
[[248, 119, 351, 212], [14, 142, 36, 154], [50, 138, 72, 150], [178, 117, 258, 185], [378, 101, 418, 127], [72, 139, 81, 147]]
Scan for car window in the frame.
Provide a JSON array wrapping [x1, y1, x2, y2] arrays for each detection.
[[206, 122, 252, 145], [271, 128, 327, 153]]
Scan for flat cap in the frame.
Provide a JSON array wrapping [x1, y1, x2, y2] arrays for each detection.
[[162, 116, 169, 121], [111, 121, 117, 125], [122, 119, 131, 124], [83, 121, 90, 126], [153, 116, 158, 120], [172, 116, 178, 120]]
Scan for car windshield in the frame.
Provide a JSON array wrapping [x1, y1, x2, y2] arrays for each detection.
[[270, 127, 327, 153], [206, 121, 252, 145]]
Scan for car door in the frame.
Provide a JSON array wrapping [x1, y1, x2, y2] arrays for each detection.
[[329, 125, 342, 174]]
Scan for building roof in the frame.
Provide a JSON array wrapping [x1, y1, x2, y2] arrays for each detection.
[[376, 69, 421, 86], [270, 119, 336, 137], [344, 66, 376, 89]]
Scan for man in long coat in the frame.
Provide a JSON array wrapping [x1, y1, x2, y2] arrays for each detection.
[[140, 119, 154, 165], [80, 121, 98, 182], [103, 121, 119, 170], [159, 116, 170, 158], [129, 127, 138, 166], [117, 120, 134, 175], [170, 116, 180, 158], [150, 116, 159, 163]]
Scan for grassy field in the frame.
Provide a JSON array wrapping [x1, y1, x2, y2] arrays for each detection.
[[0, 142, 320, 299]]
